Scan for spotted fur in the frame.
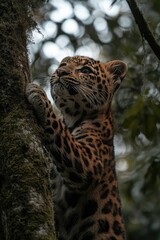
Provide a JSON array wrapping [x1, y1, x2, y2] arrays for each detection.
[[26, 56, 127, 240]]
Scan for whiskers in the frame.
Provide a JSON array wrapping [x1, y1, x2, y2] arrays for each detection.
[[50, 75, 113, 108], [78, 83, 110, 108]]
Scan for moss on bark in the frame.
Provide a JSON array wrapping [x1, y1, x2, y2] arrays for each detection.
[[0, 0, 56, 239], [0, 106, 56, 239]]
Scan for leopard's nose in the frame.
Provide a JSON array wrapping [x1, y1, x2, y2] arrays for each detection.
[[56, 68, 70, 77]]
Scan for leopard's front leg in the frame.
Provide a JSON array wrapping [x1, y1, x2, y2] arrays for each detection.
[[26, 83, 102, 188], [26, 83, 54, 128]]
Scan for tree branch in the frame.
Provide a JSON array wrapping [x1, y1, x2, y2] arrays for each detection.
[[126, 0, 160, 60]]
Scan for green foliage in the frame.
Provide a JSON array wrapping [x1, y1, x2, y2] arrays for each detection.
[[29, 0, 160, 239]]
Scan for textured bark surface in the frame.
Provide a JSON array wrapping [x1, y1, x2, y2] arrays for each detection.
[[0, 1, 56, 239]]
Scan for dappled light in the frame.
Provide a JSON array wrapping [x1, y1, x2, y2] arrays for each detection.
[[29, 0, 131, 68], [50, 1, 73, 22]]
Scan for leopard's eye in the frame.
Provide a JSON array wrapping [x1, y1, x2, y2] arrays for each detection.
[[80, 66, 93, 74]]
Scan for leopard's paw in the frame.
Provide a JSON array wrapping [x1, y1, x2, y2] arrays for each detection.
[[26, 83, 47, 105], [26, 83, 48, 126]]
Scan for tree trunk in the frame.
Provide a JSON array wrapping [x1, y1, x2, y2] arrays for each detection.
[[0, 1, 56, 239]]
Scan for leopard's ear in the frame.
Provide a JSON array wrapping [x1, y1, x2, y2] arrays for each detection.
[[104, 60, 128, 81]]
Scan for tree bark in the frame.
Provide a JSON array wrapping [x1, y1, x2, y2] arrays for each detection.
[[0, 1, 56, 239]]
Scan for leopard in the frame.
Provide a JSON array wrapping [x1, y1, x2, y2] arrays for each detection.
[[26, 55, 127, 240]]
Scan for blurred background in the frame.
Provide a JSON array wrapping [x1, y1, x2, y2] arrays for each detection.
[[28, 0, 160, 239]]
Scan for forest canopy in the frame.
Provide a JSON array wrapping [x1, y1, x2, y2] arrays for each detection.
[[28, 0, 160, 239]]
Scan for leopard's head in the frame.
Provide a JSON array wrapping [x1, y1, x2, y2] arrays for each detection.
[[51, 56, 127, 127]]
